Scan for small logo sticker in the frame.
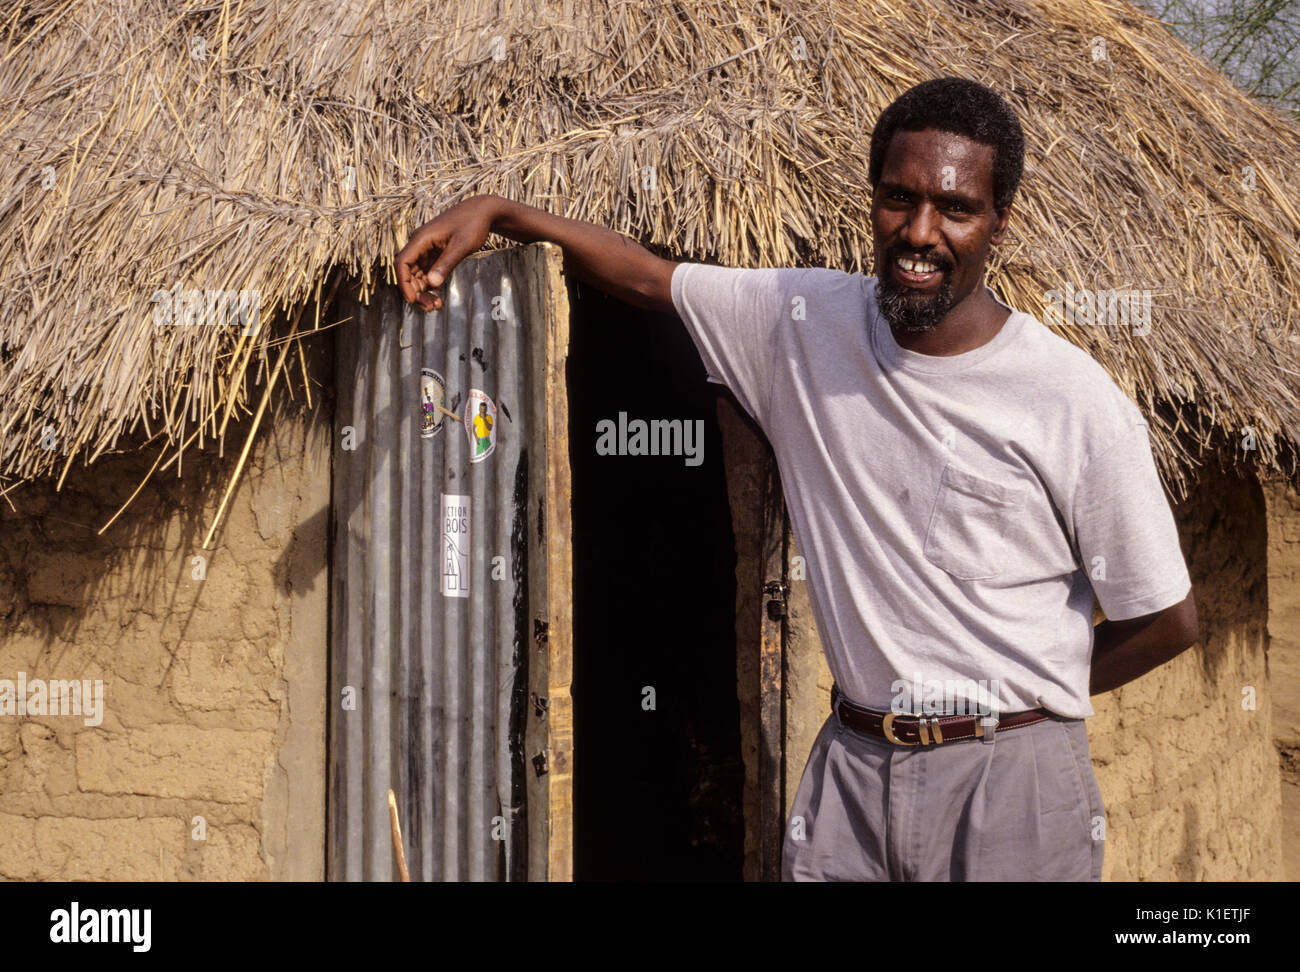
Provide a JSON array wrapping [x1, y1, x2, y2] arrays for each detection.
[[441, 494, 470, 598], [420, 369, 447, 438], [464, 388, 497, 462]]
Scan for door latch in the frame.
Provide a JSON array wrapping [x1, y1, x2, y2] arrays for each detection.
[[763, 580, 788, 620]]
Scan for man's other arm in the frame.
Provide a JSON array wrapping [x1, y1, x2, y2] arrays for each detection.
[[1089, 591, 1199, 696]]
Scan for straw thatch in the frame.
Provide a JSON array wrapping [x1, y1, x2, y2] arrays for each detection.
[[2, 0, 1298, 522]]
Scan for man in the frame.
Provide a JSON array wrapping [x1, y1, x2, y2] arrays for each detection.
[[396, 77, 1199, 882], [472, 401, 493, 456]]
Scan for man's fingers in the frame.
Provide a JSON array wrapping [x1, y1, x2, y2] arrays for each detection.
[[396, 224, 445, 305], [425, 233, 473, 291], [397, 253, 427, 305], [398, 221, 480, 311]]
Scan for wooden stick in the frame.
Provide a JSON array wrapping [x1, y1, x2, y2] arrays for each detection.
[[201, 270, 339, 549], [97, 440, 169, 536], [200, 305, 302, 549], [386, 788, 411, 883]]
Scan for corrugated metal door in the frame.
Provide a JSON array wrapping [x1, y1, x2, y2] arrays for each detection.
[[328, 242, 573, 881]]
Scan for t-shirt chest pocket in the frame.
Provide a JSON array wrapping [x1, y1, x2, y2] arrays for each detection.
[[923, 463, 1025, 582]]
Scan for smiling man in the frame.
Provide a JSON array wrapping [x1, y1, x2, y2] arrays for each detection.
[[397, 77, 1199, 882]]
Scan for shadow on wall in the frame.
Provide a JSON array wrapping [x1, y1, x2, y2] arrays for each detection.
[[1177, 458, 1268, 688], [0, 372, 334, 657], [1170, 462, 1271, 880]]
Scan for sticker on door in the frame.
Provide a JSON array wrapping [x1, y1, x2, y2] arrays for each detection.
[[464, 389, 497, 462], [420, 368, 447, 438], [441, 494, 470, 597]]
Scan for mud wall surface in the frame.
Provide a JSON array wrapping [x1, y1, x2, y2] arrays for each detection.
[[0, 373, 331, 881], [1263, 476, 1300, 880]]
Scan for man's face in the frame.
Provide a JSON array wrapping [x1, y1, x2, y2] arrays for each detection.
[[871, 128, 1009, 332]]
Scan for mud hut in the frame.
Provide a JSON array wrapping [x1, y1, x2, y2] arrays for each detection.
[[0, 0, 1297, 881]]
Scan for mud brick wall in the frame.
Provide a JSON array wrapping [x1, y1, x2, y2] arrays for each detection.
[[0, 386, 330, 881], [1262, 476, 1300, 880]]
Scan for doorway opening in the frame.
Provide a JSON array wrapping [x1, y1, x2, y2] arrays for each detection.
[[566, 280, 745, 880]]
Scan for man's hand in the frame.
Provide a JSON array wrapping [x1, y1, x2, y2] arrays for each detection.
[[396, 195, 502, 312], [1089, 591, 1199, 696]]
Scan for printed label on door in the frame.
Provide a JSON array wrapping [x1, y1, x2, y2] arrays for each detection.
[[441, 493, 470, 598]]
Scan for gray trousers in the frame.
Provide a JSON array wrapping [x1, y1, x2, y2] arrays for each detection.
[[781, 701, 1105, 881]]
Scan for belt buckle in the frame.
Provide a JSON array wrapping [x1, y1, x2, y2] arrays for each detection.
[[882, 711, 998, 745], [882, 711, 946, 746]]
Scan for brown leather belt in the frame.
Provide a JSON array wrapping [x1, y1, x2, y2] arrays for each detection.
[[831, 684, 1050, 746]]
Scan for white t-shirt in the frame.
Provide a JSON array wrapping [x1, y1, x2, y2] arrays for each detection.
[[671, 263, 1192, 719]]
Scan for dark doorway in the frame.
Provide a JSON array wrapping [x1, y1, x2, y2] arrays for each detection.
[[567, 280, 745, 880]]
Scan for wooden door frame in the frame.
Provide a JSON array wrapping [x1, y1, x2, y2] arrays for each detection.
[[525, 242, 575, 881]]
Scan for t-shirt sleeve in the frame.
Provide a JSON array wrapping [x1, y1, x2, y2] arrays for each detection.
[[670, 263, 789, 429], [1070, 419, 1192, 620]]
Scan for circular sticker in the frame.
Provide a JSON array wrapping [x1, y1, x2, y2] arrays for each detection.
[[464, 388, 497, 463], [420, 369, 446, 438]]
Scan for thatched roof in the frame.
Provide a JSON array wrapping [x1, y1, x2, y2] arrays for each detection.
[[3, 0, 1298, 521]]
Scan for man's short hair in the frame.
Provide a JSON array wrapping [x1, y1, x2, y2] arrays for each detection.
[[868, 77, 1025, 211]]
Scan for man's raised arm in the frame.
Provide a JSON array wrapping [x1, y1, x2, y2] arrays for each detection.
[[396, 194, 678, 315]]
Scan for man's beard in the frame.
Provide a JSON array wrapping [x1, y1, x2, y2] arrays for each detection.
[[876, 254, 956, 332]]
